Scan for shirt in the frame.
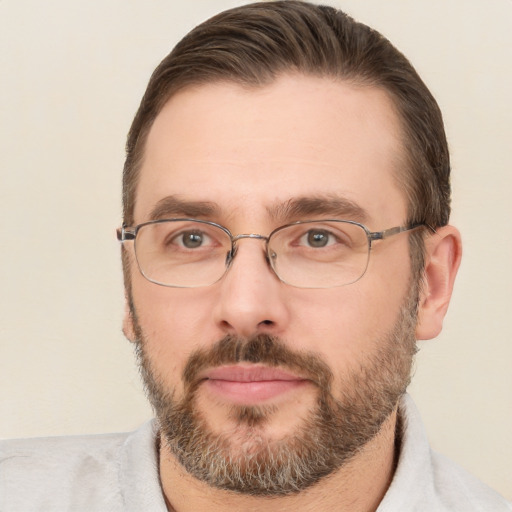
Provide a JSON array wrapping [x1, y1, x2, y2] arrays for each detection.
[[1, 395, 510, 511]]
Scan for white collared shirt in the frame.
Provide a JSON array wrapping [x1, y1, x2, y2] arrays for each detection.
[[1, 395, 510, 511]]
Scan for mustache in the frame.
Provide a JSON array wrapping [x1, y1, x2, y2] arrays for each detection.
[[182, 334, 333, 394]]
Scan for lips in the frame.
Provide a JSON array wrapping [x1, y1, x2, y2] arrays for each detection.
[[199, 365, 309, 404]]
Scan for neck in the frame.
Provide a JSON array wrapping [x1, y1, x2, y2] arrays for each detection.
[[159, 408, 399, 512]]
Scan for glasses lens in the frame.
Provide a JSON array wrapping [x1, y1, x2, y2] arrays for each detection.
[[268, 221, 370, 288], [134, 220, 231, 287]]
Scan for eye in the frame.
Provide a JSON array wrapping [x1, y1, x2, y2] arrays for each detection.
[[173, 230, 213, 249], [300, 229, 338, 248]]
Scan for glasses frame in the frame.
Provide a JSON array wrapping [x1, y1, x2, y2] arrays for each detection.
[[117, 218, 427, 288]]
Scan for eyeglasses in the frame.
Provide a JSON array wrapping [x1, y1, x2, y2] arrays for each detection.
[[117, 219, 424, 289]]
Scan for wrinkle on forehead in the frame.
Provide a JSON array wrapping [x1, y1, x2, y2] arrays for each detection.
[[136, 75, 407, 227]]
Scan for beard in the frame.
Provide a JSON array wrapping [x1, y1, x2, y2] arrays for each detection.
[[131, 286, 418, 497]]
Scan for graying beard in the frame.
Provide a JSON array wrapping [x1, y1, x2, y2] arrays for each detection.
[[134, 285, 418, 496]]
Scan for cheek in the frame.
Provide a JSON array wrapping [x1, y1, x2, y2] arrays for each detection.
[[286, 289, 378, 349], [284, 276, 407, 367], [130, 275, 217, 380]]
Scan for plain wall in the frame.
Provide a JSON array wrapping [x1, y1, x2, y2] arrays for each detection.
[[0, 0, 510, 500]]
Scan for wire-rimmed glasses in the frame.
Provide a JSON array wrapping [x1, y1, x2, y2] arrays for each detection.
[[117, 218, 424, 289]]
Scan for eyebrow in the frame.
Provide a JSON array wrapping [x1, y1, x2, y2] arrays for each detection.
[[147, 194, 368, 225], [148, 195, 220, 221], [267, 195, 369, 224]]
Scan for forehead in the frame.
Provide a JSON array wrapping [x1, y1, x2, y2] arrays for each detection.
[[135, 74, 407, 227]]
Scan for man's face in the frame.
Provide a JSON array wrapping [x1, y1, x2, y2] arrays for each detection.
[[125, 75, 418, 494]]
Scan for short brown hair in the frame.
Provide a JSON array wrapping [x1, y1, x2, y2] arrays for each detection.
[[123, 1, 450, 249]]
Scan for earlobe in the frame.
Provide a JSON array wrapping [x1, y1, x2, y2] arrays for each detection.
[[415, 225, 462, 340], [123, 297, 137, 343]]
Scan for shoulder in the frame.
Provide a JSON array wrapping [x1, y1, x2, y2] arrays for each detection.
[[0, 430, 130, 512], [0, 429, 129, 476], [429, 450, 512, 512], [379, 395, 511, 512], [1, 420, 167, 512], [1, 428, 128, 455]]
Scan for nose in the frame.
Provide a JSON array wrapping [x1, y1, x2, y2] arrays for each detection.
[[212, 238, 290, 339]]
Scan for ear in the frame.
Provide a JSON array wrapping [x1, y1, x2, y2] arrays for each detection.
[[122, 296, 137, 343], [415, 225, 462, 340]]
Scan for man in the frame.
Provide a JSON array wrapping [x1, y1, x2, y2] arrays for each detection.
[[1, 1, 510, 511]]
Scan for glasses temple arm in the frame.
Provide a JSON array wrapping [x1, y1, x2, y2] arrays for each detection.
[[116, 225, 136, 241], [369, 222, 433, 241]]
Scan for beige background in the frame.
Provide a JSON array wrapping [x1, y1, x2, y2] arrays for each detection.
[[0, 0, 511, 500]]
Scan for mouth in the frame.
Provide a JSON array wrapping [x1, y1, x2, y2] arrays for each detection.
[[199, 365, 310, 405]]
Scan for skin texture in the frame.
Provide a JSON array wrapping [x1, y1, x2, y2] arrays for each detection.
[[123, 74, 462, 512]]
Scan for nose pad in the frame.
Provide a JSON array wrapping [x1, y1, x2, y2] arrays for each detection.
[[266, 249, 278, 276], [225, 246, 236, 268], [224, 240, 274, 276]]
